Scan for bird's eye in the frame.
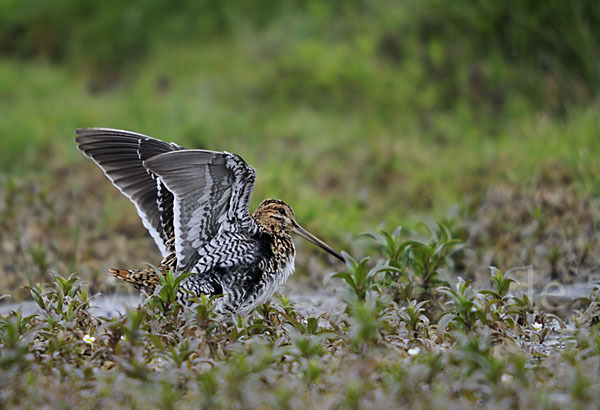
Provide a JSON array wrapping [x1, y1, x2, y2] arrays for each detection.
[[278, 208, 286, 215]]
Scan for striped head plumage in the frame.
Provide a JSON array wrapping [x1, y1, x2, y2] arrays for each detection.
[[75, 128, 344, 314], [253, 199, 344, 262]]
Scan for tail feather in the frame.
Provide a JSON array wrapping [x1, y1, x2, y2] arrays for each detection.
[[108, 268, 161, 294]]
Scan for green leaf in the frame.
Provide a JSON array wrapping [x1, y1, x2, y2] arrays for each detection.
[[438, 313, 455, 336]]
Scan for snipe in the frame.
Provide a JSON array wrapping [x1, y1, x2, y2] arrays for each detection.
[[76, 128, 344, 314]]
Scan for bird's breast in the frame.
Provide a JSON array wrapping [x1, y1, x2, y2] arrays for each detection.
[[235, 256, 295, 315]]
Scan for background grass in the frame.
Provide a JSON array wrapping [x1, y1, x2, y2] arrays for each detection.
[[0, 0, 599, 282]]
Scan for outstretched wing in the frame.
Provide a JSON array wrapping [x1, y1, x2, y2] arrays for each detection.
[[143, 150, 258, 272], [75, 128, 183, 257]]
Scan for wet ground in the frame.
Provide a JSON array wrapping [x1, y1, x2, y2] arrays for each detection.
[[465, 183, 600, 288], [1, 279, 595, 324], [0, 284, 348, 318]]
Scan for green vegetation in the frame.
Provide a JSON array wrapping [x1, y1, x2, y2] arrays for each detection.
[[1, 237, 599, 408], [1, 0, 600, 407]]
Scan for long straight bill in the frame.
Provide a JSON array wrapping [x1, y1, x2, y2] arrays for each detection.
[[293, 222, 344, 262]]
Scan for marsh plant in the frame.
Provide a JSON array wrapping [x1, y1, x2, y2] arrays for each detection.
[[0, 225, 599, 408], [361, 223, 465, 305]]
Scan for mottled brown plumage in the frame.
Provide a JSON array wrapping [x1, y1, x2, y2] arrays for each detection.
[[108, 267, 162, 294]]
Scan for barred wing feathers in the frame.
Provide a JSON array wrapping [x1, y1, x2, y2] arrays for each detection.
[[75, 128, 182, 257], [143, 150, 258, 272]]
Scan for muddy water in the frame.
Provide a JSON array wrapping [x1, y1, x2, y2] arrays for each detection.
[[1, 282, 595, 318], [0, 285, 347, 318]]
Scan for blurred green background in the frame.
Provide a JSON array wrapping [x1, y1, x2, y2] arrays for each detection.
[[1, 0, 599, 292]]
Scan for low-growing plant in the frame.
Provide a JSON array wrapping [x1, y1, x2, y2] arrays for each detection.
[[404, 223, 465, 301], [438, 277, 481, 332], [437, 267, 527, 343], [348, 292, 392, 352], [147, 267, 194, 316], [398, 299, 430, 338], [191, 293, 221, 330], [362, 226, 407, 269], [25, 273, 95, 329], [451, 330, 506, 386], [363, 223, 465, 305], [113, 307, 148, 349], [164, 338, 199, 369], [0, 313, 34, 370], [488, 266, 517, 299], [1, 221, 599, 407], [289, 331, 326, 359], [328, 253, 384, 304], [574, 282, 600, 327], [505, 293, 536, 323]]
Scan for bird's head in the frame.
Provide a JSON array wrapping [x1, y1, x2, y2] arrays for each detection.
[[254, 199, 344, 262]]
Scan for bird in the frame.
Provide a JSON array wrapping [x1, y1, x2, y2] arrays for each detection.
[[75, 128, 344, 315]]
